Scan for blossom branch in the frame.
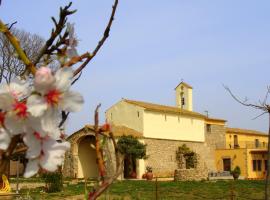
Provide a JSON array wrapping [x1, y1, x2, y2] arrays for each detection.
[[33, 2, 76, 65], [94, 104, 106, 181], [0, 20, 36, 75], [89, 121, 123, 200], [64, 52, 90, 67], [73, 0, 118, 77]]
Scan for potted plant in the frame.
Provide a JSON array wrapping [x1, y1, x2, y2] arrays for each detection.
[[145, 166, 153, 180], [231, 166, 241, 180]]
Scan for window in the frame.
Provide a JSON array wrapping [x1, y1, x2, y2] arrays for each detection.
[[223, 158, 231, 171], [234, 135, 239, 148], [206, 124, 211, 133], [137, 111, 140, 118], [258, 160, 262, 171], [253, 160, 257, 171], [265, 160, 268, 171], [255, 139, 259, 148], [165, 114, 167, 121], [181, 97, 185, 106], [111, 113, 113, 120]]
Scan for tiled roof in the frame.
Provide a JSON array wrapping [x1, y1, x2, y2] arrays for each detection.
[[67, 124, 143, 140], [226, 127, 267, 136], [124, 99, 205, 118], [175, 81, 193, 89]]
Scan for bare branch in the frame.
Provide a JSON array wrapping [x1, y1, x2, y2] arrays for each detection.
[[0, 20, 36, 75], [71, 71, 82, 85], [8, 21, 17, 30], [252, 111, 268, 120], [223, 84, 267, 111], [33, 2, 76, 65], [73, 0, 118, 77]]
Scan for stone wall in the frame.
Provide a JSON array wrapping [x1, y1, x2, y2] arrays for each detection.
[[174, 155, 208, 181], [204, 124, 226, 171], [144, 138, 213, 177]]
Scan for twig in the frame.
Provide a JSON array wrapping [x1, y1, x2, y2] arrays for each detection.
[[223, 85, 267, 111], [89, 132, 123, 200], [94, 104, 106, 181], [252, 112, 268, 120], [64, 52, 90, 67], [71, 71, 82, 85], [0, 20, 36, 75], [73, 0, 118, 77], [33, 2, 76, 65], [8, 21, 17, 30]]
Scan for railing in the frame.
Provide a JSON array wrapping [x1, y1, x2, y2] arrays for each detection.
[[215, 141, 268, 150]]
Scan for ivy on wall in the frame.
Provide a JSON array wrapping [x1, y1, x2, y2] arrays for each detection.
[[176, 144, 198, 169]]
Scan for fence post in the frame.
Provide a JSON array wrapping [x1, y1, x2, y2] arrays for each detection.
[[155, 177, 158, 200]]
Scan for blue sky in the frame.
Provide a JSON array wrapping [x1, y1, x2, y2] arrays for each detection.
[[1, 1, 270, 134]]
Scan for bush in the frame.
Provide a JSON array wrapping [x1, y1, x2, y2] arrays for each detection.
[[41, 172, 63, 193]]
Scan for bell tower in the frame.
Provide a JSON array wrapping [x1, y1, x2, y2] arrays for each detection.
[[175, 81, 193, 111]]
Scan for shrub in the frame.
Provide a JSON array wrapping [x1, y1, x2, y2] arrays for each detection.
[[41, 172, 63, 193]]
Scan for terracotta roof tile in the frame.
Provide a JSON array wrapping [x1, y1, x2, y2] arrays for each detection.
[[226, 127, 267, 136], [124, 99, 205, 118]]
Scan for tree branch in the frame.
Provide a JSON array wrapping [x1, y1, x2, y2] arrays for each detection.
[[224, 85, 267, 111], [33, 2, 76, 65], [73, 0, 118, 77], [0, 20, 36, 75]]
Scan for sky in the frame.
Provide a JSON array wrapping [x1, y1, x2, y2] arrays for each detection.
[[1, 1, 270, 134]]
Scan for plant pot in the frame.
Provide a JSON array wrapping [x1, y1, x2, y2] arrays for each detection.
[[130, 171, 137, 179], [146, 172, 153, 180], [232, 173, 239, 180]]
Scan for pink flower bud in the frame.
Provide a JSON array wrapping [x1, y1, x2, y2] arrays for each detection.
[[34, 67, 55, 94]]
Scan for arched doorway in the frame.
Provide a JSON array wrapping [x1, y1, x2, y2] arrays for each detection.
[[78, 135, 98, 179]]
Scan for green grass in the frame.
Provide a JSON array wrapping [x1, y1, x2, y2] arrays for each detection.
[[15, 180, 265, 200]]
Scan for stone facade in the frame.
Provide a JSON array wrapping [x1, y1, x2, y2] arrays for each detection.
[[174, 155, 208, 181], [204, 124, 226, 171], [143, 124, 225, 178], [63, 127, 117, 179]]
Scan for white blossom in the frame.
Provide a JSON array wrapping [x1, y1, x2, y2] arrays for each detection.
[[23, 131, 70, 178]]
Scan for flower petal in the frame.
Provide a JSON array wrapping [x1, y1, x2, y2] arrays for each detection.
[[4, 114, 26, 135], [24, 159, 39, 178], [59, 90, 84, 112], [41, 110, 60, 139], [0, 128, 11, 150], [9, 78, 30, 99], [0, 93, 14, 110], [23, 132, 41, 159], [54, 68, 73, 92], [40, 139, 70, 171], [27, 95, 48, 117]]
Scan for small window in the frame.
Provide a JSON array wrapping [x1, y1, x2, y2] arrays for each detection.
[[255, 139, 259, 148], [165, 114, 167, 121], [253, 160, 257, 171], [206, 124, 211, 133], [234, 135, 239, 148], [258, 160, 262, 171], [137, 111, 140, 118], [111, 113, 113, 120], [265, 160, 268, 171], [181, 97, 185, 106]]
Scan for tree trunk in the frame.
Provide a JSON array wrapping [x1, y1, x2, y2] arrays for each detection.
[[265, 112, 270, 200]]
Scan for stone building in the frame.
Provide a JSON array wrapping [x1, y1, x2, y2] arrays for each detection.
[[105, 82, 226, 179], [63, 81, 268, 180]]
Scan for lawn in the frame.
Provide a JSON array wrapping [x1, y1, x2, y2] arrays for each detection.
[[14, 179, 265, 200]]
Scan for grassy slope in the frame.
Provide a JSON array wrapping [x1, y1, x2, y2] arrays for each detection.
[[17, 180, 264, 200]]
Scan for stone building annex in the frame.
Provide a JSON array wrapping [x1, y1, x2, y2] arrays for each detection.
[[63, 82, 268, 180]]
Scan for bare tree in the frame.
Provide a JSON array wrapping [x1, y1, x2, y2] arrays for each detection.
[[225, 85, 270, 200], [0, 28, 44, 83]]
